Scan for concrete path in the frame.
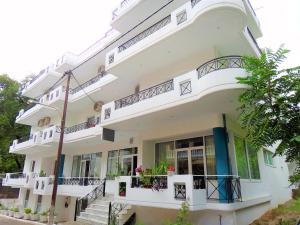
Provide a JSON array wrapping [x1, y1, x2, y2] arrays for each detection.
[[0, 215, 43, 225]]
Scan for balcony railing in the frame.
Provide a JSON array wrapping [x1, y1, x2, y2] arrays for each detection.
[[115, 79, 174, 110], [71, 73, 107, 94], [16, 135, 33, 144], [197, 56, 244, 79], [58, 177, 103, 186], [131, 175, 168, 189], [191, 0, 202, 8], [118, 15, 172, 53]]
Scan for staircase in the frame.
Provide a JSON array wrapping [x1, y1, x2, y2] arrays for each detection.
[[74, 179, 134, 225]]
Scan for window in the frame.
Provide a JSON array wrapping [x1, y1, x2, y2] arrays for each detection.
[[234, 136, 260, 180], [30, 161, 36, 172], [205, 136, 216, 175], [90, 153, 102, 177], [263, 149, 275, 166], [36, 195, 42, 212], [155, 141, 175, 166], [106, 148, 138, 178], [24, 190, 30, 208], [247, 144, 260, 179], [71, 156, 81, 177]]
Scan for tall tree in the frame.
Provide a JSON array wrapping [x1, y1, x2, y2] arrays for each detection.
[[237, 48, 300, 182], [0, 74, 30, 173]]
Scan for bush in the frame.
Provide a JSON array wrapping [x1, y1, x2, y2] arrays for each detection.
[[164, 202, 192, 225], [24, 208, 31, 214]]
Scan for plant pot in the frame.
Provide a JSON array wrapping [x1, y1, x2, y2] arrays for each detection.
[[9, 211, 14, 217], [30, 214, 39, 221], [24, 214, 31, 220], [14, 212, 23, 219], [40, 215, 48, 222], [47, 215, 57, 223], [167, 171, 174, 176]]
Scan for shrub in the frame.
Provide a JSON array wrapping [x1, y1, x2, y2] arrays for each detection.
[[24, 208, 31, 214]]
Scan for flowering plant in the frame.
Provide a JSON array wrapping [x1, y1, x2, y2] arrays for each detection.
[[135, 165, 144, 173], [167, 165, 175, 172]]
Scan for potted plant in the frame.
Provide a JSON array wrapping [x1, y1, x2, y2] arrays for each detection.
[[39, 211, 48, 222], [39, 170, 46, 177], [135, 165, 144, 177], [24, 208, 31, 220], [47, 211, 57, 223], [167, 165, 175, 176], [13, 207, 23, 219], [2, 207, 8, 216], [30, 211, 39, 221]]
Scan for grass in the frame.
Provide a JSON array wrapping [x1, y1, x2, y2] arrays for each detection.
[[250, 199, 300, 225]]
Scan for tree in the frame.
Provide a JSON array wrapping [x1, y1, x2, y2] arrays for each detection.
[[0, 74, 30, 173], [236, 47, 300, 182]]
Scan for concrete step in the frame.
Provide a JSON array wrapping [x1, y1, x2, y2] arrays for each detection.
[[89, 203, 109, 210], [85, 208, 109, 215], [77, 215, 107, 225], [80, 211, 108, 221]]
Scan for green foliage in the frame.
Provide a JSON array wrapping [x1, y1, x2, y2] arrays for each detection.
[[40, 211, 48, 216], [39, 170, 46, 177], [0, 74, 30, 173], [236, 47, 300, 181], [164, 202, 192, 225], [24, 208, 31, 214], [12, 207, 19, 212]]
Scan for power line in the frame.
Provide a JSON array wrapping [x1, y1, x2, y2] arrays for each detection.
[[70, 0, 174, 73], [71, 73, 96, 104]]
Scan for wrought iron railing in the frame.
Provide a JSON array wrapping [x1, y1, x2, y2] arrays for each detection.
[[58, 177, 103, 186], [115, 79, 174, 110], [246, 27, 262, 54], [71, 73, 106, 94], [74, 178, 106, 221], [197, 56, 244, 79], [17, 134, 33, 144], [108, 202, 128, 225], [56, 117, 99, 134], [131, 175, 168, 190], [8, 173, 26, 179], [118, 15, 172, 52], [191, 0, 202, 7], [193, 175, 242, 203]]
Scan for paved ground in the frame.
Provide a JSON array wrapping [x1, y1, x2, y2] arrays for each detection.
[[0, 215, 42, 225]]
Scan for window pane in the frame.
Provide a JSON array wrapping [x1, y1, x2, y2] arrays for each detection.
[[247, 144, 260, 179], [205, 135, 216, 175], [191, 149, 205, 175], [155, 141, 175, 166], [175, 137, 203, 149], [71, 156, 81, 177], [263, 149, 274, 166], [234, 136, 249, 179], [107, 150, 119, 177], [177, 151, 189, 174]]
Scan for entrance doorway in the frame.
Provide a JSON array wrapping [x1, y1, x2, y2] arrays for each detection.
[[80, 160, 90, 186]]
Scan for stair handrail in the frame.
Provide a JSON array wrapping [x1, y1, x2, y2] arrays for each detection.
[[74, 178, 106, 221], [108, 202, 128, 225]]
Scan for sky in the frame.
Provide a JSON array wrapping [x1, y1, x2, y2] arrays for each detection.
[[0, 0, 299, 81]]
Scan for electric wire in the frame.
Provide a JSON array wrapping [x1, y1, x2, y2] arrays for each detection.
[[29, 0, 175, 103], [71, 73, 96, 104]]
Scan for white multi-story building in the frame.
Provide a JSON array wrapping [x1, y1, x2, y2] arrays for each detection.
[[3, 0, 291, 224]]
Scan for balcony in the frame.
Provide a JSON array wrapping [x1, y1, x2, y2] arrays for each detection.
[[2, 172, 38, 188], [54, 52, 78, 73], [33, 177, 102, 197], [10, 118, 101, 155], [106, 0, 261, 79], [101, 56, 247, 129], [21, 64, 61, 98], [16, 86, 65, 126], [114, 175, 244, 210]]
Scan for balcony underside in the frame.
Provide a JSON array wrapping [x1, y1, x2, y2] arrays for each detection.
[[22, 71, 61, 99], [111, 0, 189, 32], [102, 88, 244, 137], [11, 129, 105, 156], [108, 2, 256, 84]]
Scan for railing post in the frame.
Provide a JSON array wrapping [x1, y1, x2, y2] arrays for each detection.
[[103, 178, 106, 197], [74, 198, 78, 221], [108, 202, 112, 225]]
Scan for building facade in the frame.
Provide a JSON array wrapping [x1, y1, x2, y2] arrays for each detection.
[[3, 0, 291, 224]]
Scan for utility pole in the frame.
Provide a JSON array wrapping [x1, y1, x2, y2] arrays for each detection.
[[48, 71, 72, 225]]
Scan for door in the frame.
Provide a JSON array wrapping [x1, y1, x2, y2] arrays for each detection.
[[122, 156, 133, 176], [80, 160, 90, 186], [191, 148, 206, 188]]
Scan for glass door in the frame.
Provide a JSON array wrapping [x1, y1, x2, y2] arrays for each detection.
[[177, 150, 189, 174], [80, 160, 90, 186], [122, 156, 133, 176]]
